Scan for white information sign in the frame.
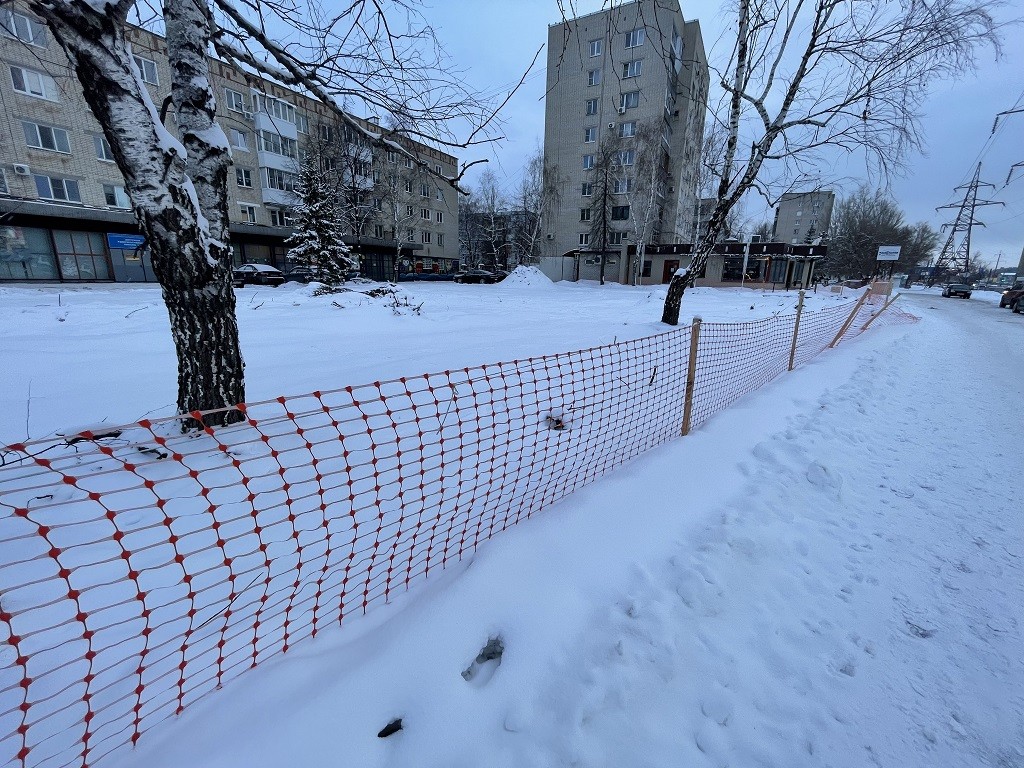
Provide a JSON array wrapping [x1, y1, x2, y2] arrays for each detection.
[[876, 245, 901, 261]]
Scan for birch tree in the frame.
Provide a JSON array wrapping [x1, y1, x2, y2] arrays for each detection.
[[659, 0, 1000, 325], [622, 120, 670, 284], [25, 0, 507, 422]]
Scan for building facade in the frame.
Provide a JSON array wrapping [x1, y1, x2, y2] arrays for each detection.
[[541, 0, 708, 284], [771, 190, 834, 245], [0, 7, 459, 283]]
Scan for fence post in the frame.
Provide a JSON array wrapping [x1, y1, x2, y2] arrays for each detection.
[[681, 316, 702, 436], [788, 290, 805, 371], [829, 290, 870, 348], [860, 293, 901, 332]]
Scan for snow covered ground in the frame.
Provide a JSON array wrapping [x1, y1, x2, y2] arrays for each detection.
[[2, 275, 856, 445], [3, 278, 1022, 768]]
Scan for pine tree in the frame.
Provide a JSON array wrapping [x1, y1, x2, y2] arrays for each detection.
[[287, 158, 357, 291]]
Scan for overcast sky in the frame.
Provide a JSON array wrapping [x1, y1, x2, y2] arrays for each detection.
[[425, 0, 1024, 270]]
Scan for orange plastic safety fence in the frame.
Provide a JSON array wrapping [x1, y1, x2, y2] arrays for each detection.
[[0, 295, 915, 768]]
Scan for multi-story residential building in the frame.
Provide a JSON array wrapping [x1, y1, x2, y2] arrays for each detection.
[[540, 0, 707, 284], [0, 7, 459, 283], [458, 207, 540, 270], [772, 190, 834, 245]]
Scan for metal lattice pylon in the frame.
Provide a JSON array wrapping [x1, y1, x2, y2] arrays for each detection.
[[931, 163, 1002, 281]]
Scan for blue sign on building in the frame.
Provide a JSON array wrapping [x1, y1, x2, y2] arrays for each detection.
[[107, 233, 146, 251]]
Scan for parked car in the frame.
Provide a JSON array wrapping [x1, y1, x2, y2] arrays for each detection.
[[284, 266, 314, 284], [492, 269, 511, 282], [232, 263, 285, 287], [941, 283, 972, 299], [999, 281, 1024, 309], [454, 269, 498, 284]]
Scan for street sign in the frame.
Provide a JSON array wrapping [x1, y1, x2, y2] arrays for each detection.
[[876, 245, 901, 261]]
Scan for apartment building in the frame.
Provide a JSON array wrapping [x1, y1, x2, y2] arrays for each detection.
[[0, 7, 459, 283], [771, 190, 834, 245], [541, 0, 708, 284]]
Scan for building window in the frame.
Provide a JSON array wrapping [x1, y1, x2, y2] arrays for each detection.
[[34, 174, 80, 202], [93, 135, 115, 162], [589, 39, 603, 57], [619, 121, 636, 138], [322, 157, 336, 172], [259, 131, 298, 158], [239, 203, 258, 223], [642, 259, 652, 277], [374, 224, 385, 239], [615, 149, 635, 166], [387, 150, 398, 163], [404, 180, 413, 194], [579, 233, 590, 246], [611, 205, 630, 220], [580, 208, 591, 222], [225, 88, 247, 112], [438, 233, 444, 247], [133, 55, 159, 85], [435, 164, 443, 175], [404, 157, 414, 169], [270, 208, 294, 227], [261, 96, 296, 124], [436, 211, 444, 223], [229, 129, 248, 151], [264, 167, 296, 192], [236, 168, 253, 188], [581, 182, 593, 196], [585, 98, 599, 116], [582, 154, 595, 170], [295, 114, 309, 134], [318, 124, 332, 142], [421, 231, 432, 244], [406, 228, 415, 242], [10, 65, 56, 100], [102, 184, 131, 208], [420, 207, 431, 220], [419, 183, 430, 197], [1, 10, 46, 46], [620, 91, 640, 110], [623, 60, 643, 78], [587, 69, 601, 87], [436, 187, 443, 201], [584, 127, 597, 143], [613, 178, 632, 194], [626, 28, 645, 48], [609, 231, 626, 245], [22, 121, 70, 153]]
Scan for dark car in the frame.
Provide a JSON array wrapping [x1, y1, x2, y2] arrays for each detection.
[[233, 263, 285, 287], [284, 266, 314, 284], [999, 281, 1024, 309], [941, 283, 971, 299], [454, 269, 498, 284]]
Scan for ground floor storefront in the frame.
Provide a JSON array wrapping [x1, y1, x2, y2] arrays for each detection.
[[0, 202, 455, 284]]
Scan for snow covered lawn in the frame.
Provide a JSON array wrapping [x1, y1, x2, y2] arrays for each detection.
[[1, 274, 855, 444]]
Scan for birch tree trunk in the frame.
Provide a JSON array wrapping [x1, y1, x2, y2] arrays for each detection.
[[32, 0, 245, 424]]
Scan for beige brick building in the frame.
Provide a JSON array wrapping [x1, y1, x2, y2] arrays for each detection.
[[540, 0, 707, 284], [0, 6, 459, 282], [771, 190, 834, 245]]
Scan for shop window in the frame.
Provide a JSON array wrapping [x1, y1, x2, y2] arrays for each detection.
[[53, 230, 110, 280]]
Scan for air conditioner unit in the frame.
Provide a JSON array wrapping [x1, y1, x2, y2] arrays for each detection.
[[13, 164, 30, 176], [617, 107, 627, 115]]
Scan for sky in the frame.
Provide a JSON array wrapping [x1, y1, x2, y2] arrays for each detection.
[[423, 0, 1024, 271]]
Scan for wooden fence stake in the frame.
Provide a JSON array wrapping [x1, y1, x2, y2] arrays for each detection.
[[788, 290, 805, 371], [681, 316, 702, 436], [829, 290, 870, 348], [860, 293, 901, 332]]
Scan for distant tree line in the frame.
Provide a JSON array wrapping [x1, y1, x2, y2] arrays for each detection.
[[818, 186, 940, 279]]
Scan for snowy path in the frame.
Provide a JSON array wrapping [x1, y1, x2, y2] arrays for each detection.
[[110, 294, 1024, 768]]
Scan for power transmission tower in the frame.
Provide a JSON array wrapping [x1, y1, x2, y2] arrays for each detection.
[[931, 163, 1002, 283]]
